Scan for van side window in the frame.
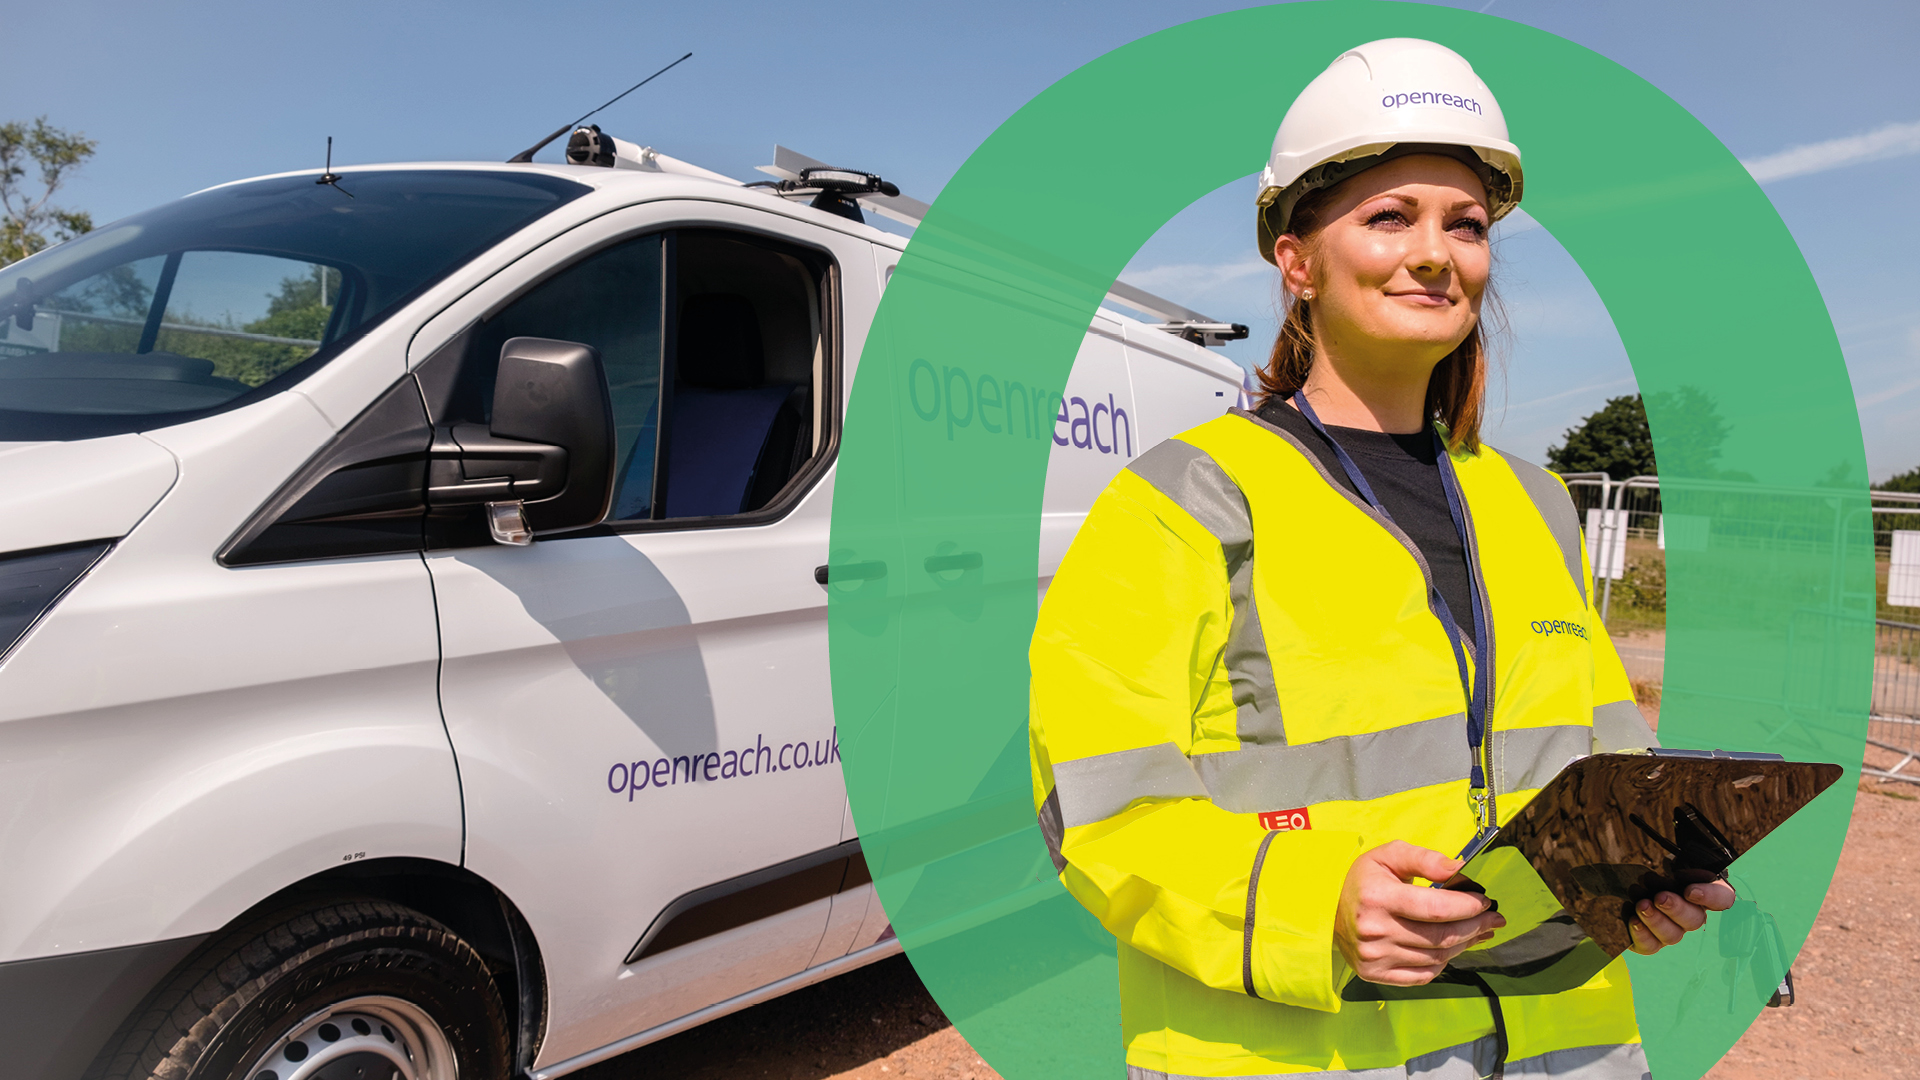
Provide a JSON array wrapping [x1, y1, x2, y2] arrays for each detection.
[[449, 228, 831, 533], [658, 230, 829, 520], [467, 233, 667, 520]]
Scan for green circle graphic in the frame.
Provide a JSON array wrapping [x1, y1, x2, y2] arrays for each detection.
[[828, 5, 1873, 1078]]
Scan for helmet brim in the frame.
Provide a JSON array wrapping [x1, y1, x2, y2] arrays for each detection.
[[1256, 141, 1522, 264]]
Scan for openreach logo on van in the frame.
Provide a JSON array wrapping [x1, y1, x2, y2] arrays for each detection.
[[1380, 90, 1485, 116], [906, 358, 1134, 457], [607, 730, 839, 801]]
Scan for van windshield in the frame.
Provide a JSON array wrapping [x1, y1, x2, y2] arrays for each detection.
[[0, 169, 588, 441]]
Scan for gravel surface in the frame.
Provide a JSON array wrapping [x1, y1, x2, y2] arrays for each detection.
[[1707, 750, 1920, 1080], [582, 699, 1916, 1080]]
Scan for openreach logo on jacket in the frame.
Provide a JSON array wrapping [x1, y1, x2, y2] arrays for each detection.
[[607, 730, 839, 801]]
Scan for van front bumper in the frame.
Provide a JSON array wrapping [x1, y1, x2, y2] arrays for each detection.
[[1, 934, 207, 1080]]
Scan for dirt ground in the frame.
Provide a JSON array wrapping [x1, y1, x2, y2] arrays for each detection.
[[1705, 747, 1920, 1080], [584, 716, 1918, 1080]]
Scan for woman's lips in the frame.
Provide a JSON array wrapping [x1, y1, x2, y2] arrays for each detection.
[[1387, 290, 1451, 307]]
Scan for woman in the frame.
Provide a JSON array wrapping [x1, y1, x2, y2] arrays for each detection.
[[1028, 38, 1732, 1080]]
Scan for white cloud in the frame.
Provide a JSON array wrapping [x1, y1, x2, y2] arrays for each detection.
[[1120, 256, 1271, 299], [1859, 374, 1920, 409], [1501, 377, 1638, 415], [1855, 325, 1920, 408], [1742, 119, 1920, 183]]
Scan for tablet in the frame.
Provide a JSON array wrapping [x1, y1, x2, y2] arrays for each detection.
[[1340, 748, 1843, 1001]]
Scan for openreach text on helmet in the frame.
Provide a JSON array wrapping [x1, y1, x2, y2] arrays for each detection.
[[1380, 90, 1486, 115]]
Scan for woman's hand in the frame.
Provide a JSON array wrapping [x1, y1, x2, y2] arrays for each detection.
[[1335, 840, 1506, 986], [1626, 880, 1737, 955]]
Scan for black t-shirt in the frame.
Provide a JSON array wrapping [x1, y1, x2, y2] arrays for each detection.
[[1252, 401, 1475, 638]]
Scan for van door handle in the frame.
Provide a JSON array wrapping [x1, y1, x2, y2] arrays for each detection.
[[815, 561, 888, 585], [923, 552, 982, 574]]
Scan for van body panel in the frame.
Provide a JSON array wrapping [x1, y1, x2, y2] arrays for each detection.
[[0, 392, 459, 962], [429, 499, 849, 1067], [0, 435, 179, 556], [1120, 323, 1248, 449]]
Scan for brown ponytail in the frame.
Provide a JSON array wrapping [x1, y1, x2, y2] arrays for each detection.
[[1253, 187, 1503, 453]]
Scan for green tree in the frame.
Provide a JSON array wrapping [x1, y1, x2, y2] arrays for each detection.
[[1878, 465, 1920, 494], [1, 117, 97, 266], [1544, 394, 1656, 479], [1642, 385, 1734, 480], [247, 267, 340, 344]]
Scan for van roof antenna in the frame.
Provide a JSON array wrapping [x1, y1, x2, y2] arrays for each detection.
[[316, 136, 353, 198], [508, 52, 693, 164]]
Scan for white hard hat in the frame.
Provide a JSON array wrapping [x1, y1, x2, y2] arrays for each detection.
[[1256, 38, 1523, 264]]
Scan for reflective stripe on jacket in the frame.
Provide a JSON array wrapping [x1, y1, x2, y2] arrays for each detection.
[[1028, 409, 1659, 1078]]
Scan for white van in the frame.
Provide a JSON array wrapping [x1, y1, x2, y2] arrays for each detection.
[[0, 137, 1247, 1080]]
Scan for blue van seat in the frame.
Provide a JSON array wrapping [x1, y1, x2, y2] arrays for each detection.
[[661, 294, 804, 518]]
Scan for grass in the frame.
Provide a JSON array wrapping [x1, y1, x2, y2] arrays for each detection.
[[1596, 537, 1667, 633]]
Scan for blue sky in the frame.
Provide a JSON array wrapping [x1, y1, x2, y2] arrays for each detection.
[[7, 0, 1915, 475]]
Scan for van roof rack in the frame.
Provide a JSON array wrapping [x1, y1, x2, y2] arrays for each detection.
[[558, 135, 1246, 349], [1151, 321, 1251, 347], [761, 147, 1242, 346], [754, 146, 929, 227]]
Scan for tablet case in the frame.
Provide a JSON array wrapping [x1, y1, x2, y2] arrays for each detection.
[[1340, 749, 1842, 1000]]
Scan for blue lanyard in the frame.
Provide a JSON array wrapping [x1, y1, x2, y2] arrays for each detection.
[[1288, 392, 1494, 815]]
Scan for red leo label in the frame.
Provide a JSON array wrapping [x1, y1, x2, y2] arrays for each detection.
[[1259, 807, 1312, 832]]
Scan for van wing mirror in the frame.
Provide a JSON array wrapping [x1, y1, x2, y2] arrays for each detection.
[[428, 337, 616, 543]]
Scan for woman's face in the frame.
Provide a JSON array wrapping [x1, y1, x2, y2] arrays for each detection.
[[1276, 154, 1492, 369]]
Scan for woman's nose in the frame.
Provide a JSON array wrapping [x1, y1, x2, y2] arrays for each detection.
[[1408, 220, 1452, 275]]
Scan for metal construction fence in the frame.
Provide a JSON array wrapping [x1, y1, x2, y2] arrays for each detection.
[[1552, 476, 1920, 622], [1547, 473, 1920, 781], [1870, 619, 1920, 784]]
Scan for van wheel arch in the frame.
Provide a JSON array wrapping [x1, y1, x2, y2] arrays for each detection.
[[90, 858, 547, 1079], [305, 857, 548, 1075]]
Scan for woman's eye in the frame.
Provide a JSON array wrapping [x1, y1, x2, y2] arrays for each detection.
[[1449, 218, 1489, 239], [1364, 209, 1409, 229]]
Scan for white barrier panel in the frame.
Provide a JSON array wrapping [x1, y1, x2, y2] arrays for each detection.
[[1890, 531, 1920, 609], [1586, 508, 1628, 580]]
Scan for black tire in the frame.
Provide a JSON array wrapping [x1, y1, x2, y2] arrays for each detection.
[[92, 899, 510, 1080]]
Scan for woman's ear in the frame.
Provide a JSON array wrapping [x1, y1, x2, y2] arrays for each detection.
[[1274, 235, 1313, 300]]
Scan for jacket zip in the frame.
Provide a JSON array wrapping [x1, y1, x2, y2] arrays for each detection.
[[1233, 408, 1494, 829]]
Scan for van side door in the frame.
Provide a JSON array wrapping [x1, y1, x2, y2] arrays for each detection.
[[415, 201, 878, 1069]]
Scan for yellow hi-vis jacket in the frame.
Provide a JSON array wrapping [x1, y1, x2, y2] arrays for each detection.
[[1029, 409, 1660, 1080]]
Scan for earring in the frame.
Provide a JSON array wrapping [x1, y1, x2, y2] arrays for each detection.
[[1301, 288, 1315, 301]]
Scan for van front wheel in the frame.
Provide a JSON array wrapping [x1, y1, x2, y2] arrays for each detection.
[[94, 899, 510, 1080]]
